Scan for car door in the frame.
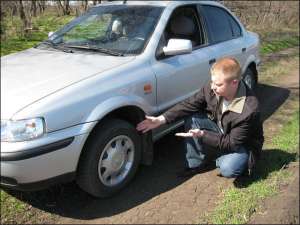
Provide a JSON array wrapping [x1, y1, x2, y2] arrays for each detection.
[[199, 4, 248, 70], [150, 5, 212, 113]]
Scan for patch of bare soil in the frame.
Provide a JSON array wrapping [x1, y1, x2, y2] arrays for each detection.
[[249, 162, 299, 224]]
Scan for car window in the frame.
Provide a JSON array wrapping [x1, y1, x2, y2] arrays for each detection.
[[156, 5, 205, 59], [201, 5, 236, 44], [63, 14, 112, 42], [41, 5, 163, 55], [228, 15, 242, 37]]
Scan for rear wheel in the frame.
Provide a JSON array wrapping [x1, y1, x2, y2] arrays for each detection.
[[243, 67, 256, 90], [77, 119, 141, 197]]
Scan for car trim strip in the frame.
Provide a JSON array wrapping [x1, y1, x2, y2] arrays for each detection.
[[0, 172, 76, 191], [0, 137, 74, 161]]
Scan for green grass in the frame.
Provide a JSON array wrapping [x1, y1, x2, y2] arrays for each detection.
[[260, 36, 299, 55], [1, 15, 74, 56], [1, 190, 36, 224], [203, 110, 299, 224], [272, 111, 299, 156]]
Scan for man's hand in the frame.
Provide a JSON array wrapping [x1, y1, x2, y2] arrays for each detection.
[[175, 129, 204, 138], [136, 115, 166, 133]]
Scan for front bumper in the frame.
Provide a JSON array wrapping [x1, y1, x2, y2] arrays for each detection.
[[0, 121, 97, 190]]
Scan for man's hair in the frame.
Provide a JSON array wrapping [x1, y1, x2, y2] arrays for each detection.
[[210, 57, 242, 81]]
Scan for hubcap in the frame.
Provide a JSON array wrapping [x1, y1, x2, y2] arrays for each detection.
[[98, 135, 134, 187]]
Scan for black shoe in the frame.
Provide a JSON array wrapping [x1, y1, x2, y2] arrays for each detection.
[[176, 164, 209, 178]]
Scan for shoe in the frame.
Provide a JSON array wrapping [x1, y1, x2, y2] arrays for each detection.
[[176, 164, 209, 178]]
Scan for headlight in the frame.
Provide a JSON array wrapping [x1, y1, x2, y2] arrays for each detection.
[[1, 118, 45, 142]]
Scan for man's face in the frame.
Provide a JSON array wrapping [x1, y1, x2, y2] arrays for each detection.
[[211, 73, 236, 99]]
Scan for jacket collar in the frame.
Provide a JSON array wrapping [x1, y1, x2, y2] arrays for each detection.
[[210, 81, 247, 114], [226, 81, 246, 114]]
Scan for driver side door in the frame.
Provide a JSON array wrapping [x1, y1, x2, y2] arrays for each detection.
[[150, 5, 212, 113]]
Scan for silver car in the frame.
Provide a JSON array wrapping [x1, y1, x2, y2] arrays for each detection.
[[1, 1, 260, 197]]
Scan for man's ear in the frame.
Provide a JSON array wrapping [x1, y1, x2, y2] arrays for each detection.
[[232, 79, 239, 85]]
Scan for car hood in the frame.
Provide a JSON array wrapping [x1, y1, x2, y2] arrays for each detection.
[[1, 48, 135, 119]]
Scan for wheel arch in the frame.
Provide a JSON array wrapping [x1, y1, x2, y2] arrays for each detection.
[[246, 61, 258, 84], [76, 105, 154, 177], [243, 55, 259, 84]]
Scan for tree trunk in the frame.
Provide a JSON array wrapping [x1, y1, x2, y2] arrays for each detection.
[[64, 0, 71, 15], [18, 0, 30, 31], [31, 0, 37, 17], [39, 0, 46, 13], [57, 0, 65, 15], [57, 0, 71, 15], [84, 0, 88, 12]]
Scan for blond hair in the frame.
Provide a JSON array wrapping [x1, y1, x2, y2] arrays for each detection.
[[210, 57, 242, 81]]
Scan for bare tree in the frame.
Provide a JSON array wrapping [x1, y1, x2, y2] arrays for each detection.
[[57, 0, 71, 15], [31, 0, 37, 17], [1, 1, 18, 17], [222, 1, 299, 31], [18, 0, 32, 33], [83, 0, 88, 12], [37, 0, 46, 14]]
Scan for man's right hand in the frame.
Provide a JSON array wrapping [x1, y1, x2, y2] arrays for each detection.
[[136, 115, 166, 133]]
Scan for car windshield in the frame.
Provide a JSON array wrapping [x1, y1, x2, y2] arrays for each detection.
[[38, 5, 163, 55]]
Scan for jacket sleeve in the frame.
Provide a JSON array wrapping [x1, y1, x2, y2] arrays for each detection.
[[162, 85, 207, 124], [201, 112, 259, 152]]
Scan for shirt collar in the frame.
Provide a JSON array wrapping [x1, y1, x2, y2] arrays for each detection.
[[226, 81, 246, 114]]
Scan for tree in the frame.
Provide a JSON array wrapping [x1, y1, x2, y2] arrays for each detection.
[[18, 0, 32, 33], [37, 0, 46, 14], [31, 0, 37, 17], [57, 0, 71, 15]]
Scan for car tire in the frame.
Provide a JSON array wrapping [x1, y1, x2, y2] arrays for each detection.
[[77, 119, 141, 198], [243, 67, 256, 90]]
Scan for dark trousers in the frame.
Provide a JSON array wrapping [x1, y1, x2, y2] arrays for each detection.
[[184, 113, 249, 178]]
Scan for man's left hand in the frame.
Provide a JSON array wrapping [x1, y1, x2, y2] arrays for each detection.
[[175, 129, 204, 138]]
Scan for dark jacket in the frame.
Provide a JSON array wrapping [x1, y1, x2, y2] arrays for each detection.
[[163, 81, 264, 158]]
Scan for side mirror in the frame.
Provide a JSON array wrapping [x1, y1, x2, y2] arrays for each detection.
[[163, 39, 192, 56], [48, 31, 54, 38]]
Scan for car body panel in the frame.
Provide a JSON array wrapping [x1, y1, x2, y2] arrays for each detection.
[[10, 57, 157, 132], [1, 134, 87, 183], [1, 48, 135, 119]]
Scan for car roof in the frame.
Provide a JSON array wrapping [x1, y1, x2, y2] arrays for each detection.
[[94, 1, 223, 8]]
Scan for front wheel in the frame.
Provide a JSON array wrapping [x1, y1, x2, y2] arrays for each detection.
[[77, 119, 141, 197], [243, 67, 256, 90]]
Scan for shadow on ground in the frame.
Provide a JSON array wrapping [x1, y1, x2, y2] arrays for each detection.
[[233, 149, 298, 188], [255, 83, 290, 121], [2, 83, 291, 220], [3, 133, 189, 220]]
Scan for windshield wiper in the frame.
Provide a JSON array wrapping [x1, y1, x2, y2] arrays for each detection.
[[64, 44, 124, 56], [37, 40, 74, 53]]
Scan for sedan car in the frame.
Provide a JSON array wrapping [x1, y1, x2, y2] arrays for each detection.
[[1, 0, 260, 197]]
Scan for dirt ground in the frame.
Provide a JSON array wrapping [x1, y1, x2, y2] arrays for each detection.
[[3, 48, 298, 224], [249, 162, 299, 224]]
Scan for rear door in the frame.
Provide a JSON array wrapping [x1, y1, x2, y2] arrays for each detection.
[[199, 4, 248, 70]]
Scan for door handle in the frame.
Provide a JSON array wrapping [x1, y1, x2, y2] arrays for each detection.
[[242, 47, 246, 52], [209, 58, 216, 65]]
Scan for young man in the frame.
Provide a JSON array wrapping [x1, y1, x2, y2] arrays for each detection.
[[137, 57, 264, 178]]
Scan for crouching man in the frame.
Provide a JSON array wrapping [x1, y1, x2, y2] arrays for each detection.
[[137, 57, 264, 178]]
